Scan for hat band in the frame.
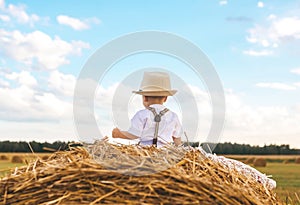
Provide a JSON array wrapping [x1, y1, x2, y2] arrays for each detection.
[[140, 85, 171, 92]]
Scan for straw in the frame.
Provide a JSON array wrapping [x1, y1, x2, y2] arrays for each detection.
[[0, 141, 280, 205]]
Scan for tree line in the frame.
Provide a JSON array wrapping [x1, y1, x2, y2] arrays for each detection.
[[0, 140, 299, 155], [196, 142, 300, 155], [0, 141, 70, 153]]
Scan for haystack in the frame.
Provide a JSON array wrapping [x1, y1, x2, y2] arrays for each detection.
[[11, 155, 23, 163], [283, 159, 289, 164], [245, 157, 255, 164], [0, 142, 279, 205], [0, 155, 8, 160], [253, 158, 267, 167]]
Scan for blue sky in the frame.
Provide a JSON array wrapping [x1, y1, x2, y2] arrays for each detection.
[[0, 0, 300, 148]]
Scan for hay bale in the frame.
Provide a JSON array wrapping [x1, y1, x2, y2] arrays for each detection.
[[245, 157, 255, 164], [253, 158, 267, 167], [295, 157, 300, 164], [0, 143, 279, 205], [283, 159, 289, 164], [11, 155, 23, 163], [0, 155, 9, 160]]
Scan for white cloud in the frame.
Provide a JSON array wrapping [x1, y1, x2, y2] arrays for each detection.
[[246, 16, 300, 49], [243, 49, 273, 56], [6, 3, 39, 26], [0, 1, 40, 26], [5, 71, 37, 87], [0, 78, 9, 87], [0, 1, 52, 27], [95, 83, 119, 107], [256, 82, 296, 90], [0, 121, 78, 143], [48, 71, 76, 97], [0, 0, 5, 9], [225, 90, 263, 131], [267, 14, 276, 21], [291, 68, 300, 75], [222, 90, 300, 147], [257, 2, 264, 8], [57, 15, 88, 30], [57, 15, 100, 30], [294, 82, 300, 87], [0, 14, 10, 22], [0, 29, 90, 70], [261, 40, 270, 47], [273, 17, 300, 38], [0, 72, 72, 121], [219, 0, 227, 6]]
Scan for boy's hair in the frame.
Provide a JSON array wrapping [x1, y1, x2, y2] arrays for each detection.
[[144, 96, 167, 100], [144, 96, 168, 102]]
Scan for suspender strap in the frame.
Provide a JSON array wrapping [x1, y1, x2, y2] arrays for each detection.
[[147, 107, 169, 147]]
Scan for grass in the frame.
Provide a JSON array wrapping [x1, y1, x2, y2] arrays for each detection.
[[0, 153, 300, 204], [225, 155, 300, 204], [0, 161, 25, 177], [256, 163, 300, 205]]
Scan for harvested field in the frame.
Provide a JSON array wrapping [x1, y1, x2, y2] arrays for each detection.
[[0, 153, 51, 162], [0, 142, 280, 205], [225, 155, 300, 160]]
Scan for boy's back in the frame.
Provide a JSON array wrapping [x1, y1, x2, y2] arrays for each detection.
[[128, 104, 182, 147]]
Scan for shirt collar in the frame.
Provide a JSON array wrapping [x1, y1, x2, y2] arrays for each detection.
[[148, 104, 165, 109]]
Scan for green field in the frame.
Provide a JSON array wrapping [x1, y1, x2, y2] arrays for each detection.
[[0, 154, 300, 204], [256, 163, 300, 205], [0, 161, 24, 177]]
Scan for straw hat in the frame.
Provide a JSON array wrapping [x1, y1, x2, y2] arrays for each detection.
[[133, 72, 177, 96]]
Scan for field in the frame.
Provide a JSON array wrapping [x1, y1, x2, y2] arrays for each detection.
[[0, 152, 50, 176], [225, 155, 300, 204], [0, 153, 300, 204], [257, 163, 300, 204]]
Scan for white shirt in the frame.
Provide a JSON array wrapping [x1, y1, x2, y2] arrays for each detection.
[[128, 104, 182, 147]]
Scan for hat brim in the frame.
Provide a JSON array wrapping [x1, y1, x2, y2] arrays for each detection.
[[132, 90, 177, 96]]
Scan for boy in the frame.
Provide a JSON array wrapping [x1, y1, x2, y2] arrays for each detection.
[[111, 72, 276, 189], [112, 71, 182, 148]]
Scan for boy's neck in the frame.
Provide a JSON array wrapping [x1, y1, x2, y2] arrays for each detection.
[[148, 102, 164, 106], [143, 96, 167, 107]]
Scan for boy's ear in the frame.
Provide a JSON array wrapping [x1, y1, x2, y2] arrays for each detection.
[[143, 96, 148, 101], [164, 96, 168, 102]]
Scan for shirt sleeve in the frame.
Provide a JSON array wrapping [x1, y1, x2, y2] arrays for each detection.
[[172, 113, 183, 138], [127, 111, 144, 137]]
